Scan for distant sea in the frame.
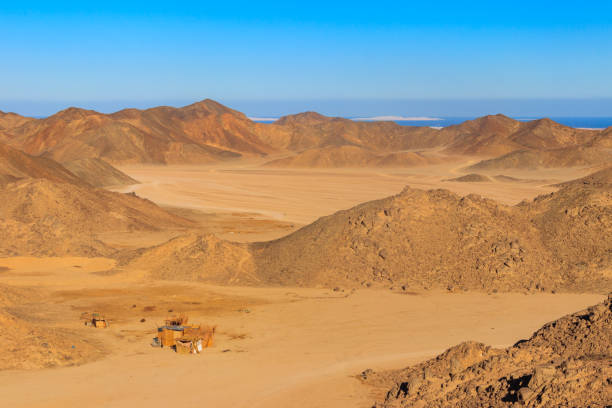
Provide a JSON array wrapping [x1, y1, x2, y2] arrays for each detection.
[[251, 116, 612, 129]]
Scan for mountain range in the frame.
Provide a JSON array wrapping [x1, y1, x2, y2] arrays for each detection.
[[1, 101, 609, 169]]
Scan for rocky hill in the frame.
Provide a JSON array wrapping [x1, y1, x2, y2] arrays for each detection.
[[0, 142, 86, 186], [126, 168, 611, 293], [62, 158, 138, 187], [0, 110, 35, 132], [0, 143, 193, 256], [445, 174, 492, 183], [262, 113, 606, 168], [466, 146, 611, 171], [0, 178, 194, 257], [124, 234, 258, 284], [258, 112, 441, 152], [366, 295, 611, 407], [440, 115, 598, 157]]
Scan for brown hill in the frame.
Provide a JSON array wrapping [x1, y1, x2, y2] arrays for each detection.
[[554, 166, 612, 188], [252, 170, 610, 291], [261, 114, 603, 168], [5, 100, 275, 164], [263, 145, 377, 168], [62, 158, 138, 187], [466, 146, 611, 171], [252, 188, 551, 290], [367, 295, 611, 408], [586, 126, 612, 148], [440, 114, 522, 156], [446, 174, 492, 183], [264, 146, 446, 168], [258, 112, 441, 152], [0, 110, 35, 132], [124, 234, 258, 285], [0, 142, 87, 186], [518, 167, 612, 278], [127, 168, 611, 292], [0, 178, 193, 257], [4, 101, 605, 168], [0, 144, 193, 257], [440, 115, 599, 157]]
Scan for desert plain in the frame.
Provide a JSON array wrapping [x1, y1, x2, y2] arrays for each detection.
[[0, 102, 610, 407]]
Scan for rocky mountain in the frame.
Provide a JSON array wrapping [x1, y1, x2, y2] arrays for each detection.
[[262, 113, 606, 168], [3, 101, 607, 168], [439, 115, 598, 157], [3, 100, 274, 164], [258, 112, 441, 152]]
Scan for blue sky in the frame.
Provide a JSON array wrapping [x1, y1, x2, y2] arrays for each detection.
[[1, 1, 611, 116]]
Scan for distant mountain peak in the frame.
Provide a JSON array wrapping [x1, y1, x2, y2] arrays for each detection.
[[182, 98, 237, 115], [275, 111, 330, 125], [54, 106, 100, 120]]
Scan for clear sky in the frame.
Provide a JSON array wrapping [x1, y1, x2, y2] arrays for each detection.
[[1, 1, 611, 116]]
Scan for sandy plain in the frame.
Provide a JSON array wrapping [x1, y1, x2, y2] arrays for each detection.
[[0, 161, 604, 407], [111, 158, 594, 242], [0, 257, 604, 408]]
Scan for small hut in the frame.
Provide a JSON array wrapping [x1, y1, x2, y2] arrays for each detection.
[[154, 314, 216, 353], [85, 312, 109, 328]]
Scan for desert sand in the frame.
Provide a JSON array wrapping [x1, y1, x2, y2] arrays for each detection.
[[1, 102, 610, 407], [0, 257, 604, 408], [113, 160, 589, 228]]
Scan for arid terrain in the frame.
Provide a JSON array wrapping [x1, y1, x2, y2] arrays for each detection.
[[0, 101, 610, 407], [0, 258, 605, 408]]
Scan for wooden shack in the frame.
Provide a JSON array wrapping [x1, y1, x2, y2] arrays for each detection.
[[158, 326, 185, 347], [85, 312, 109, 328], [154, 314, 216, 353]]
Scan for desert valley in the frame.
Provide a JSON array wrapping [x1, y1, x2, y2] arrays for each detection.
[[0, 100, 610, 407]]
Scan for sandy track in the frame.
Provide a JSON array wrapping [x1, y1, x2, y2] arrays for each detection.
[[0, 258, 602, 408]]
